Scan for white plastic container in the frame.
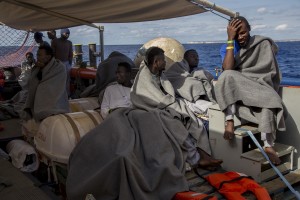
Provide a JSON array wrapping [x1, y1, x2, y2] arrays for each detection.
[[34, 110, 103, 164], [6, 139, 39, 172], [69, 97, 100, 112]]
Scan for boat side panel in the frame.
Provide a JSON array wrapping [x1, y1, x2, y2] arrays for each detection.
[[278, 86, 300, 169]]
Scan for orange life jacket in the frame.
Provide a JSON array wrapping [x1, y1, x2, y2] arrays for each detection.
[[205, 171, 271, 200], [173, 191, 217, 200]]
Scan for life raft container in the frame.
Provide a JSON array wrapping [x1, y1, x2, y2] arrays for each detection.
[[34, 110, 103, 164], [69, 97, 100, 112]]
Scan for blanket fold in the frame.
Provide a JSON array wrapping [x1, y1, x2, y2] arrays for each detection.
[[165, 60, 216, 103], [131, 63, 210, 154], [66, 108, 189, 200], [22, 58, 69, 121], [215, 35, 285, 133]]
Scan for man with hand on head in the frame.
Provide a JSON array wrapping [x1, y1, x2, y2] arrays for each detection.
[[215, 16, 285, 165]]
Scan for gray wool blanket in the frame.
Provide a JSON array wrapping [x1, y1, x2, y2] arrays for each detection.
[[165, 60, 216, 103], [215, 35, 285, 133], [22, 58, 70, 121], [66, 108, 189, 200], [131, 63, 210, 154]]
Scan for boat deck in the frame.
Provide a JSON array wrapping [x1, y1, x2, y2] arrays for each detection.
[[0, 158, 62, 200], [186, 167, 300, 200], [0, 118, 23, 142]]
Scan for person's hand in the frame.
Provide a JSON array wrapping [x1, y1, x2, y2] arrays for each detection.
[[227, 19, 242, 40]]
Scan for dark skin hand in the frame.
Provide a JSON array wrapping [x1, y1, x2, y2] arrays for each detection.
[[227, 19, 242, 41]]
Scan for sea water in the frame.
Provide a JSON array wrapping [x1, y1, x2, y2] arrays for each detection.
[[1, 41, 299, 80], [79, 41, 300, 81]]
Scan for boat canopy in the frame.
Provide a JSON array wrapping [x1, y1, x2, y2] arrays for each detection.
[[0, 0, 238, 31]]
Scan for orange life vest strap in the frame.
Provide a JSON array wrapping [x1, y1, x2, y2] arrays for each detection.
[[173, 191, 217, 200], [205, 172, 271, 200], [218, 175, 252, 190]]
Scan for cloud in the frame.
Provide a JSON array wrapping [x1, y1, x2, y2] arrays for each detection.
[[252, 24, 267, 30], [275, 24, 288, 30], [72, 26, 96, 37], [217, 28, 227, 32], [257, 7, 267, 14]]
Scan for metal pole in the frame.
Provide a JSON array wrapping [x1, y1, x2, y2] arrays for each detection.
[[88, 43, 97, 68], [99, 26, 104, 62], [191, 0, 239, 18]]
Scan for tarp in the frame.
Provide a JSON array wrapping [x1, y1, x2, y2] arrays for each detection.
[[0, 0, 208, 31]]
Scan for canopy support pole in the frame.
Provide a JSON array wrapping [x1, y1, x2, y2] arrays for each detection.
[[190, 0, 239, 19], [99, 26, 104, 62]]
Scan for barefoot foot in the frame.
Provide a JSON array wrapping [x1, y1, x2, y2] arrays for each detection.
[[224, 120, 234, 140], [264, 147, 281, 165], [197, 148, 223, 171]]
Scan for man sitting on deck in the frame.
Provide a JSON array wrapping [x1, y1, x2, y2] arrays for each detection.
[[80, 51, 135, 98], [21, 45, 70, 139], [214, 16, 286, 164], [100, 62, 132, 118], [131, 47, 222, 169], [165, 49, 216, 123]]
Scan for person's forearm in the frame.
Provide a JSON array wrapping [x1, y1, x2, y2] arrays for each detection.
[[222, 51, 235, 70], [223, 19, 241, 70], [222, 39, 235, 70]]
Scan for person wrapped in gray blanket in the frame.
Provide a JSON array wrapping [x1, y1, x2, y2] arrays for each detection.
[[131, 47, 222, 170], [215, 16, 285, 164], [165, 49, 216, 129], [21, 45, 70, 139]]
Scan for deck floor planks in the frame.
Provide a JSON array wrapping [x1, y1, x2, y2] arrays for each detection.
[[185, 167, 300, 199], [261, 169, 300, 196]]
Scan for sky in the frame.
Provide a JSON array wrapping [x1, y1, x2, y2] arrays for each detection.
[[64, 0, 300, 45]]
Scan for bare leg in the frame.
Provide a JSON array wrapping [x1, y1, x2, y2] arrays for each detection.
[[264, 147, 281, 165], [224, 104, 235, 140], [224, 120, 234, 140], [197, 148, 223, 171]]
